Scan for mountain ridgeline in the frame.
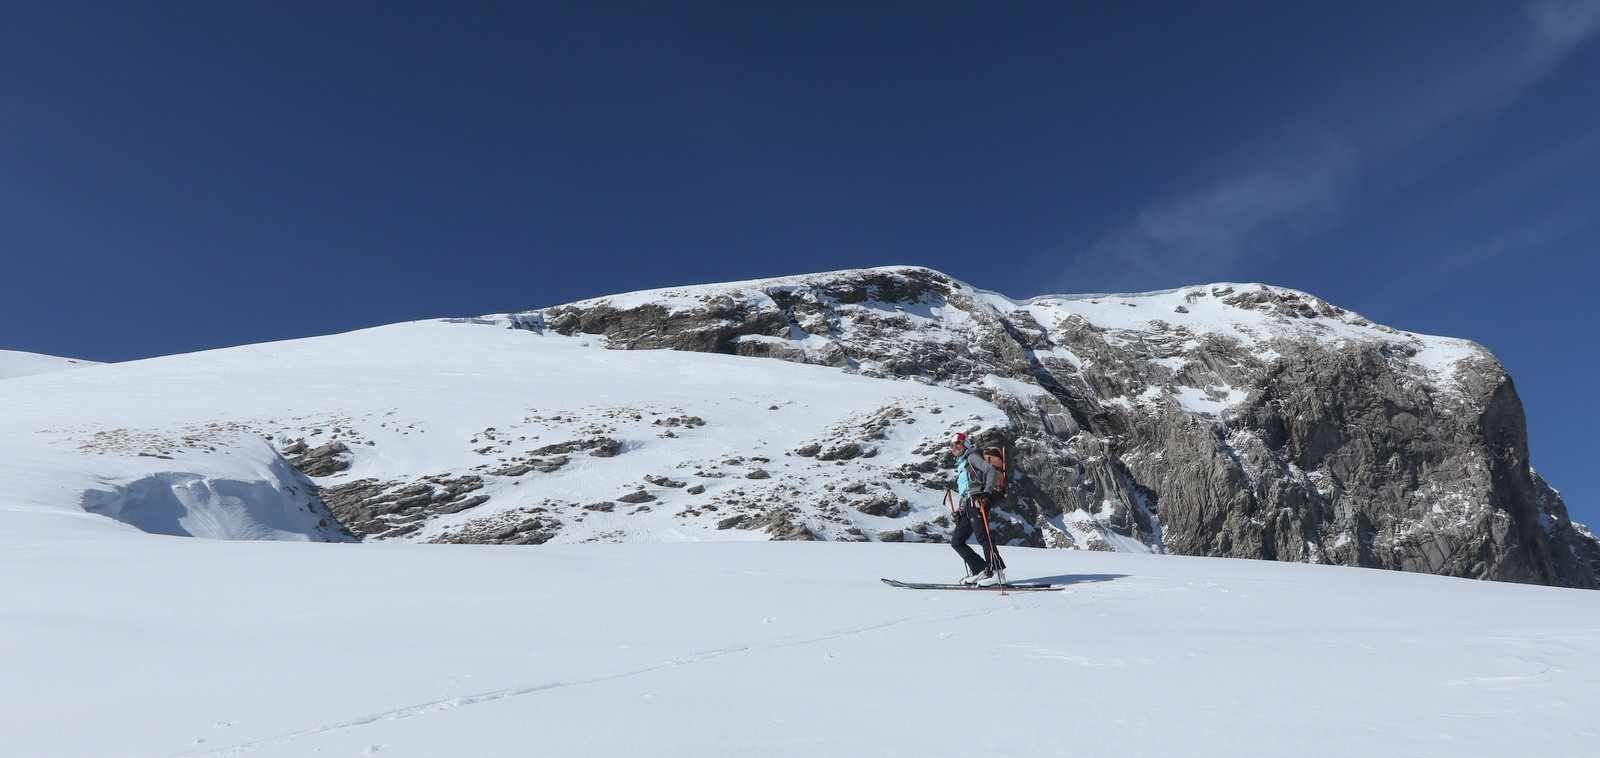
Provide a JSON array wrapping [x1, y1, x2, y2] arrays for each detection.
[[508, 266, 1599, 588]]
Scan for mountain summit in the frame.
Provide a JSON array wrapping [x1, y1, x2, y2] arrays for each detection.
[[506, 265, 1598, 587]]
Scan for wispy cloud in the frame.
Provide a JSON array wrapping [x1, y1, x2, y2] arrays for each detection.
[[1061, 0, 1600, 292], [1373, 0, 1600, 147], [1069, 139, 1357, 291], [1530, 0, 1600, 57]]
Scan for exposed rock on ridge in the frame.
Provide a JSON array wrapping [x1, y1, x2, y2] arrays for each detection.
[[508, 266, 1599, 588]]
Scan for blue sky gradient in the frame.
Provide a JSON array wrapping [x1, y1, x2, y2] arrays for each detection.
[[3, 1, 1598, 524]]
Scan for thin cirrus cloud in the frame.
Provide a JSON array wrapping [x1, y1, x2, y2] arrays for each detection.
[[1063, 0, 1600, 292]]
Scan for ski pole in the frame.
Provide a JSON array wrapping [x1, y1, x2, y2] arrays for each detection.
[[978, 498, 1002, 572]]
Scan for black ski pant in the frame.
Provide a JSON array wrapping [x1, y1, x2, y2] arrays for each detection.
[[951, 507, 1004, 574]]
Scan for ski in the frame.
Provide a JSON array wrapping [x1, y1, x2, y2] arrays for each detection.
[[880, 578, 1063, 592]]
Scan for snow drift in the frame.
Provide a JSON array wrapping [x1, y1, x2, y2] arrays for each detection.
[[76, 437, 351, 541]]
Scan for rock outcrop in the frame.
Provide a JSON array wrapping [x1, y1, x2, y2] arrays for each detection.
[[507, 266, 1598, 588]]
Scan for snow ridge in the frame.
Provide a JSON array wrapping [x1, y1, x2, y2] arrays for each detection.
[[0, 348, 101, 380]]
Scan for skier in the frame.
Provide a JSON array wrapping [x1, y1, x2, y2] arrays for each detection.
[[949, 433, 1007, 586]]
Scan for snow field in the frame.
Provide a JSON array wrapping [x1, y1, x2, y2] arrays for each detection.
[[3, 538, 1598, 756]]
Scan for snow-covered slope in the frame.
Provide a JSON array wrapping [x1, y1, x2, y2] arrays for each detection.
[[0, 318, 1003, 545], [4, 537, 1598, 756], [0, 348, 100, 379]]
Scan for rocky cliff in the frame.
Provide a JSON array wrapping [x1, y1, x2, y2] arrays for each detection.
[[512, 266, 1599, 588]]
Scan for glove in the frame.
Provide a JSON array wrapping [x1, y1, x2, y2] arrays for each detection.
[[970, 492, 992, 509]]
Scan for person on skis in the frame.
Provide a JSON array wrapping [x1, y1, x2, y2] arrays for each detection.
[[949, 433, 1007, 586]]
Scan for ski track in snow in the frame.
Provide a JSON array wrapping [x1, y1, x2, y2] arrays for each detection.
[[177, 586, 1157, 757]]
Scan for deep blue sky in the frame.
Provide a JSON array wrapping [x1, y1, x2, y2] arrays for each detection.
[[4, 1, 1598, 524]]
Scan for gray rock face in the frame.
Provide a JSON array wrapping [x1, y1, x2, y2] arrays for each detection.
[[280, 439, 353, 477], [321, 474, 489, 539], [510, 266, 1599, 588]]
